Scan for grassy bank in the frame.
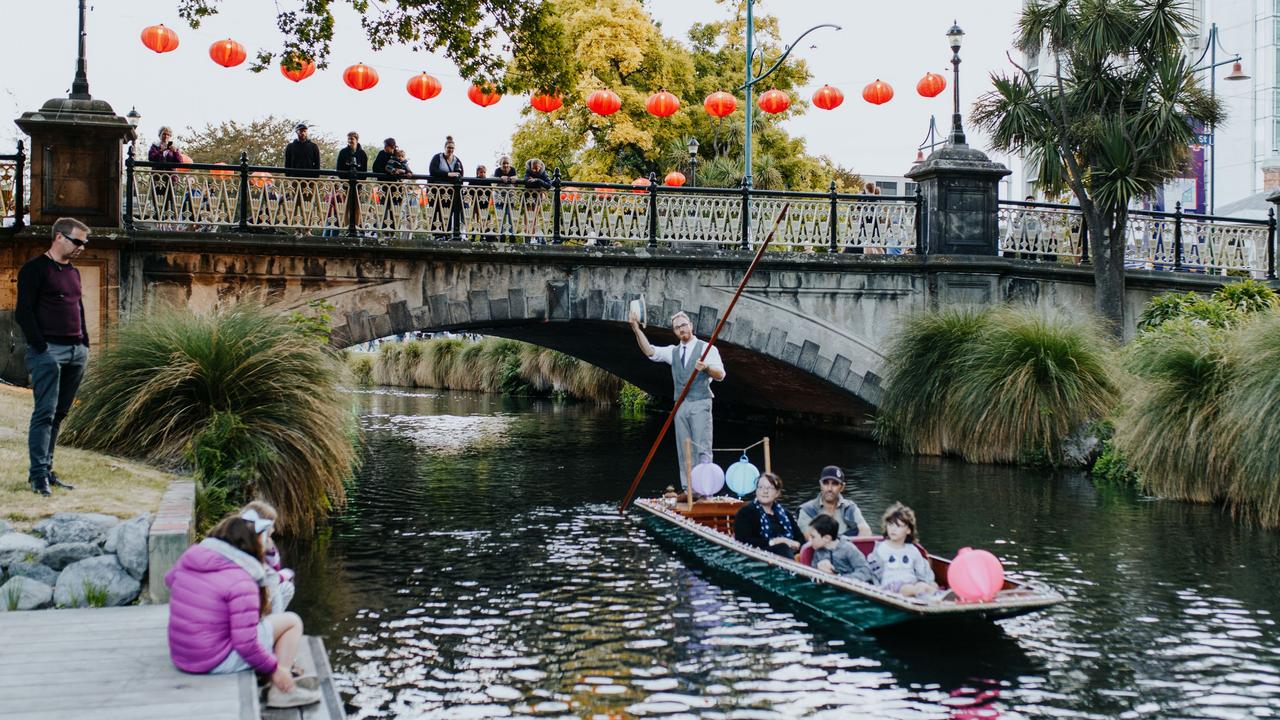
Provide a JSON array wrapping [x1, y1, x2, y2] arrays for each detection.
[[0, 385, 176, 530], [356, 337, 651, 408]]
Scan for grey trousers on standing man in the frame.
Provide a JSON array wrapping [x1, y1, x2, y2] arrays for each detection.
[[27, 343, 89, 483], [674, 398, 713, 489]]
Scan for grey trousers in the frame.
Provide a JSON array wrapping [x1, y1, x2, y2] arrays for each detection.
[[674, 398, 713, 489], [27, 343, 89, 482]]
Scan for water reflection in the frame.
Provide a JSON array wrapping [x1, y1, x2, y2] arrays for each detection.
[[285, 388, 1280, 719]]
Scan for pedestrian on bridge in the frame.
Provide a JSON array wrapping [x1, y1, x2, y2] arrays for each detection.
[[629, 309, 726, 490]]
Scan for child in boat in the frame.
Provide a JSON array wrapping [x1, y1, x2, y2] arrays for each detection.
[[869, 502, 938, 598], [165, 511, 319, 708], [242, 500, 296, 614], [806, 514, 875, 583]]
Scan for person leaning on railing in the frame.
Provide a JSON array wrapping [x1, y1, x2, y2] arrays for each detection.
[[428, 136, 464, 239], [470, 165, 496, 241], [371, 138, 400, 231], [147, 127, 182, 223], [493, 155, 518, 241], [331, 131, 367, 235], [522, 159, 553, 244]]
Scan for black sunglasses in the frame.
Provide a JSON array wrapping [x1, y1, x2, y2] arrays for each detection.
[[61, 233, 88, 247]]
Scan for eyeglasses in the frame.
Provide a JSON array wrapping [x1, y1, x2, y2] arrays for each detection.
[[60, 233, 88, 247]]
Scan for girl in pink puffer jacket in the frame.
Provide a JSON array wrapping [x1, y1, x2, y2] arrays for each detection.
[[165, 511, 319, 708]]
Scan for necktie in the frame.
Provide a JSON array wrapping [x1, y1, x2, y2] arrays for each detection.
[[681, 345, 687, 366]]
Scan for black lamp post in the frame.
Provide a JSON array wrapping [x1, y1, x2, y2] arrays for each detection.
[[687, 137, 699, 187], [947, 21, 966, 146]]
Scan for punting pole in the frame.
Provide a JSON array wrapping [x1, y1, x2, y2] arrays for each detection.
[[618, 203, 792, 514], [763, 436, 772, 474]]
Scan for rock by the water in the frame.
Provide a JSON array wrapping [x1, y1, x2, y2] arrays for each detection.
[[35, 513, 119, 546], [6, 560, 60, 587], [0, 533, 49, 567], [0, 576, 54, 611], [104, 514, 151, 580], [1062, 428, 1102, 468], [54, 555, 140, 608], [0, 519, 10, 536], [37, 542, 103, 571]]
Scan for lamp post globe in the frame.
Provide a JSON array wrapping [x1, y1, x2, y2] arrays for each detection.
[[687, 137, 700, 186]]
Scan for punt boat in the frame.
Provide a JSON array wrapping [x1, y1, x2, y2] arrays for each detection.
[[633, 496, 1065, 631]]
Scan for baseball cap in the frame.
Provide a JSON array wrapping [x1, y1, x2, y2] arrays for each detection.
[[818, 465, 845, 483], [295, 123, 308, 130]]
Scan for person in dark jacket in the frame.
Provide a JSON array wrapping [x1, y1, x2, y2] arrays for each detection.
[[493, 155, 518, 240], [734, 472, 802, 559], [428, 136, 463, 181], [372, 138, 398, 230], [283, 124, 320, 176], [16, 218, 91, 496], [428, 137, 463, 236], [332, 131, 367, 233], [147, 126, 182, 221], [523, 158, 552, 189]]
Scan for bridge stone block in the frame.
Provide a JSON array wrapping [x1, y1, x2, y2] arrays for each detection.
[[828, 355, 853, 387], [607, 299, 624, 323], [766, 328, 788, 357], [507, 289, 527, 319], [814, 354, 833, 381], [491, 298, 510, 321], [732, 318, 754, 349], [346, 310, 373, 344], [571, 296, 587, 319], [412, 307, 431, 329], [528, 294, 547, 321], [469, 291, 491, 322], [370, 313, 393, 340], [448, 301, 470, 326], [750, 329, 767, 353], [782, 342, 801, 366], [429, 293, 449, 327], [329, 324, 352, 347], [661, 299, 682, 325], [388, 300, 413, 334], [587, 290, 605, 320], [696, 306, 718, 337], [798, 341, 820, 373], [548, 282, 570, 321]]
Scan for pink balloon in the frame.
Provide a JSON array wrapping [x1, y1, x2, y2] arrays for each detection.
[[946, 547, 1005, 603], [690, 461, 725, 496]]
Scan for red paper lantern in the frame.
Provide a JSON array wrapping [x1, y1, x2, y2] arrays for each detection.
[[467, 84, 502, 107], [664, 171, 686, 187], [280, 56, 316, 83], [812, 84, 844, 111], [917, 72, 947, 98], [141, 24, 179, 54], [704, 91, 737, 118], [646, 90, 680, 118], [210, 162, 234, 177], [407, 73, 442, 101], [758, 89, 790, 114], [587, 89, 622, 116], [209, 39, 246, 68], [863, 79, 894, 105], [344, 63, 379, 92], [531, 93, 563, 113], [631, 177, 651, 194]]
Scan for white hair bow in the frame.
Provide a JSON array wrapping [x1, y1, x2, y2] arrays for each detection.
[[240, 509, 274, 535]]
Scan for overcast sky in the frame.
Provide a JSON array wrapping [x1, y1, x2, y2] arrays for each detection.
[[4, 0, 1025, 183]]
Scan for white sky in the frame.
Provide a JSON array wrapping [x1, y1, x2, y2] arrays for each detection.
[[3, 0, 1024, 184]]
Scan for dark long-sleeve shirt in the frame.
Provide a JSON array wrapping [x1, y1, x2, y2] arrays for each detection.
[[15, 255, 89, 353], [283, 139, 320, 176], [429, 153, 463, 182], [734, 501, 801, 559], [372, 150, 393, 178], [336, 145, 367, 173]]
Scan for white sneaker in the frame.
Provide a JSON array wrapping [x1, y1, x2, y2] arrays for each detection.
[[266, 684, 321, 708]]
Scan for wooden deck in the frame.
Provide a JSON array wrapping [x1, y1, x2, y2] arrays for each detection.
[[0, 605, 343, 720]]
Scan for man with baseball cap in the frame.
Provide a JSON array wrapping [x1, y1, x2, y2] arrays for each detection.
[[797, 465, 872, 537]]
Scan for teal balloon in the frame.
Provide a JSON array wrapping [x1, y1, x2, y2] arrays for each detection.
[[726, 455, 759, 497]]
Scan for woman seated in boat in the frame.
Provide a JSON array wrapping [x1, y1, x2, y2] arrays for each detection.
[[734, 472, 802, 558], [869, 502, 938, 598], [805, 514, 875, 583]]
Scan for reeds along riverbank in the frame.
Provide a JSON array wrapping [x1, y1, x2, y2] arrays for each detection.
[[356, 337, 649, 407]]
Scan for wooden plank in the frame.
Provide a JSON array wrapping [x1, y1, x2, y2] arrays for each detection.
[[13, 699, 242, 720], [0, 672, 239, 703], [4, 679, 234, 713]]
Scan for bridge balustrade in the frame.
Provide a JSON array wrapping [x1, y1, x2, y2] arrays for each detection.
[[123, 158, 921, 253], [0, 140, 27, 231], [998, 199, 1277, 279]]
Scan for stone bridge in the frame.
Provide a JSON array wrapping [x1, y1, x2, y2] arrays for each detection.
[[8, 229, 1227, 429]]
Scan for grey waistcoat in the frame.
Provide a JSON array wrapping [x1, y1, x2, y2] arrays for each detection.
[[671, 339, 713, 402]]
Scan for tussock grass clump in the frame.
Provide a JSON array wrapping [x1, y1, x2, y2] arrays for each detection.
[[1219, 313, 1280, 526], [1114, 319, 1237, 503], [876, 307, 1119, 464], [62, 305, 357, 534], [362, 336, 625, 404]]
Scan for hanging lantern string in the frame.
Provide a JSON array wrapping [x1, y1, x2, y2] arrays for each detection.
[[710, 437, 770, 454]]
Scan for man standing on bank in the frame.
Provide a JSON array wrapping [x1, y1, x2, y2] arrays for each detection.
[[16, 218, 91, 496], [629, 309, 726, 490]]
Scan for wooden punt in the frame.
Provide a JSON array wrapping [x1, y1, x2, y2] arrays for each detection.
[[633, 497, 1065, 631]]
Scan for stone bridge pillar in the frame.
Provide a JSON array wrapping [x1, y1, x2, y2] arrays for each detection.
[[906, 143, 1010, 255]]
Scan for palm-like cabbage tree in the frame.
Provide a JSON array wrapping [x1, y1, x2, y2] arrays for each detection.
[[972, 0, 1222, 335]]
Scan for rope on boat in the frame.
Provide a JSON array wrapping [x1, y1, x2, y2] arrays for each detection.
[[710, 437, 768, 454]]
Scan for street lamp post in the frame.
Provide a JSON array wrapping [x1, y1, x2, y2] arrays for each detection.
[[739, 0, 839, 241], [947, 21, 966, 146], [1191, 22, 1249, 214], [687, 136, 699, 187]]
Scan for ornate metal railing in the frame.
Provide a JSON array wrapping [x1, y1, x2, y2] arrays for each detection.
[[998, 199, 1277, 278], [0, 140, 27, 231], [124, 154, 921, 253]]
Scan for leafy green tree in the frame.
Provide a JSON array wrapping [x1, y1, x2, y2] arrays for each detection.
[[972, 0, 1222, 335], [177, 116, 340, 168], [507, 0, 842, 189], [176, 0, 574, 92]]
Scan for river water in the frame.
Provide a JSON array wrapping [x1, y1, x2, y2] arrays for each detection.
[[285, 388, 1280, 719]]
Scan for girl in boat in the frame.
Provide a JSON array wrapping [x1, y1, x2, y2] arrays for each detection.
[[869, 502, 938, 598], [733, 472, 802, 558]]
